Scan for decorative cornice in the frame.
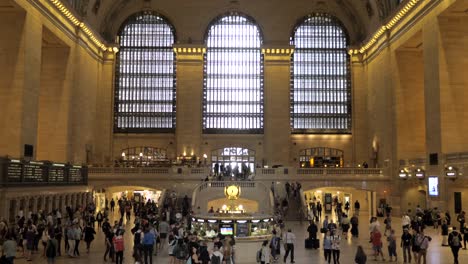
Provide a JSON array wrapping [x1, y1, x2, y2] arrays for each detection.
[[261, 46, 294, 63], [348, 0, 423, 56], [46, 0, 118, 54], [173, 44, 207, 55], [261, 47, 294, 56], [173, 44, 206, 63]]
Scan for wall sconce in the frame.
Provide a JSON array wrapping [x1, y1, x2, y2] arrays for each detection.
[[445, 166, 458, 179], [415, 168, 425, 179], [399, 169, 408, 179], [121, 152, 125, 157]]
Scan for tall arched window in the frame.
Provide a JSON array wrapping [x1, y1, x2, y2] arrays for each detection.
[[114, 12, 176, 132], [291, 14, 351, 133], [203, 12, 264, 134]]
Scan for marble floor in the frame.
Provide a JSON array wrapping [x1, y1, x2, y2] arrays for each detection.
[[13, 212, 468, 264]]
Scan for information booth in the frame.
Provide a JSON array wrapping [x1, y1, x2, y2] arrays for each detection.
[[191, 214, 273, 241]]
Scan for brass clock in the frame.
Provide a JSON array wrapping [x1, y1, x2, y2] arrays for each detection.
[[224, 185, 241, 200]]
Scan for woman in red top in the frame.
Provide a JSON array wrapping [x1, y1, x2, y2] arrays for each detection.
[[371, 229, 385, 261], [113, 230, 125, 264]]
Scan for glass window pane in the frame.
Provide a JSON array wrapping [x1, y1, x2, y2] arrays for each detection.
[[203, 13, 264, 133], [291, 14, 351, 133], [114, 12, 176, 132]]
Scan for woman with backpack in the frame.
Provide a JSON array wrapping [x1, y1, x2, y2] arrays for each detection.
[[260, 240, 271, 264], [448, 226, 463, 264]]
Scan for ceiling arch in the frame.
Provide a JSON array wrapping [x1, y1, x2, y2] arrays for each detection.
[[80, 0, 388, 46]]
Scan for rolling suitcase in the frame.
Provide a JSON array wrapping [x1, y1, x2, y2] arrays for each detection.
[[305, 238, 313, 249], [313, 238, 320, 249]]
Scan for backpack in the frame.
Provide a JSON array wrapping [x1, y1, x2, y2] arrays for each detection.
[[175, 243, 188, 260], [46, 240, 56, 258], [452, 233, 461, 247], [211, 254, 221, 264], [256, 248, 262, 263]]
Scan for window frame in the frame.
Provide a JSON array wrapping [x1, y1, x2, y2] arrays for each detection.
[[202, 12, 265, 134], [113, 11, 177, 133], [290, 14, 352, 134]]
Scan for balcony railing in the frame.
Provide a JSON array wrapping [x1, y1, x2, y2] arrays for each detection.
[[0, 157, 87, 186], [88, 166, 385, 181]]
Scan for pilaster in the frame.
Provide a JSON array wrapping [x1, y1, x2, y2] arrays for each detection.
[[174, 45, 205, 157], [422, 17, 445, 210], [262, 46, 294, 166]]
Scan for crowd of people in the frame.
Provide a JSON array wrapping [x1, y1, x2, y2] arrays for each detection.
[[1, 188, 468, 264]]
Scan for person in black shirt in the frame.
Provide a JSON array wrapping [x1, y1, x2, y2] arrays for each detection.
[[307, 221, 318, 240], [54, 224, 63, 256], [401, 228, 412, 263], [354, 200, 360, 216]]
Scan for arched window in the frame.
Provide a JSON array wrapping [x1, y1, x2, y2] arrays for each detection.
[[203, 12, 264, 134], [290, 14, 351, 133], [114, 12, 176, 132]]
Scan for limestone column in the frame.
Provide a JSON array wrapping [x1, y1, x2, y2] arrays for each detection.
[[422, 17, 446, 211], [262, 47, 293, 166], [174, 45, 205, 157], [0, 11, 42, 157]]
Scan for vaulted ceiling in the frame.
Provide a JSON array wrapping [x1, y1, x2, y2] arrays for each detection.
[[75, 0, 401, 45]]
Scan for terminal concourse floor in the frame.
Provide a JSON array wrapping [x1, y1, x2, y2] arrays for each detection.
[[13, 212, 468, 264]]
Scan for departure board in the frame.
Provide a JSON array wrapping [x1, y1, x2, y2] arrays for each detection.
[[69, 167, 83, 182], [49, 167, 65, 182], [23, 164, 44, 182], [7, 163, 22, 182]]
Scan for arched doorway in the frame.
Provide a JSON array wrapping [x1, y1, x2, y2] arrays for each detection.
[[211, 147, 256, 176]]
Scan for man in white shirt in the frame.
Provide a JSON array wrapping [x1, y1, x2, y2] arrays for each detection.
[[402, 213, 411, 230], [283, 228, 296, 263]]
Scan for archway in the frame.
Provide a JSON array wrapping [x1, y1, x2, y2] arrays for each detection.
[[211, 147, 256, 176]]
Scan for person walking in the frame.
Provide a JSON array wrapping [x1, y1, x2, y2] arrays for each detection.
[[401, 228, 412, 263], [260, 240, 271, 264], [66, 224, 75, 257], [53, 224, 62, 256], [96, 211, 103, 229], [415, 229, 431, 264], [83, 223, 96, 253], [463, 223, 468, 250], [317, 202, 323, 219], [441, 220, 449, 246], [73, 223, 81, 257], [354, 200, 360, 216], [45, 234, 58, 264], [103, 229, 115, 262], [448, 227, 463, 264], [158, 220, 170, 250], [113, 230, 125, 264], [283, 228, 296, 263], [387, 229, 397, 262], [350, 214, 359, 238], [110, 199, 115, 212], [331, 229, 341, 264], [354, 245, 367, 264], [323, 230, 332, 264], [142, 226, 156, 264], [2, 234, 17, 264], [371, 229, 385, 261]]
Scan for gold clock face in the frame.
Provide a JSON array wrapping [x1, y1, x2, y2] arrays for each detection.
[[225, 185, 240, 200], [227, 185, 239, 196]]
